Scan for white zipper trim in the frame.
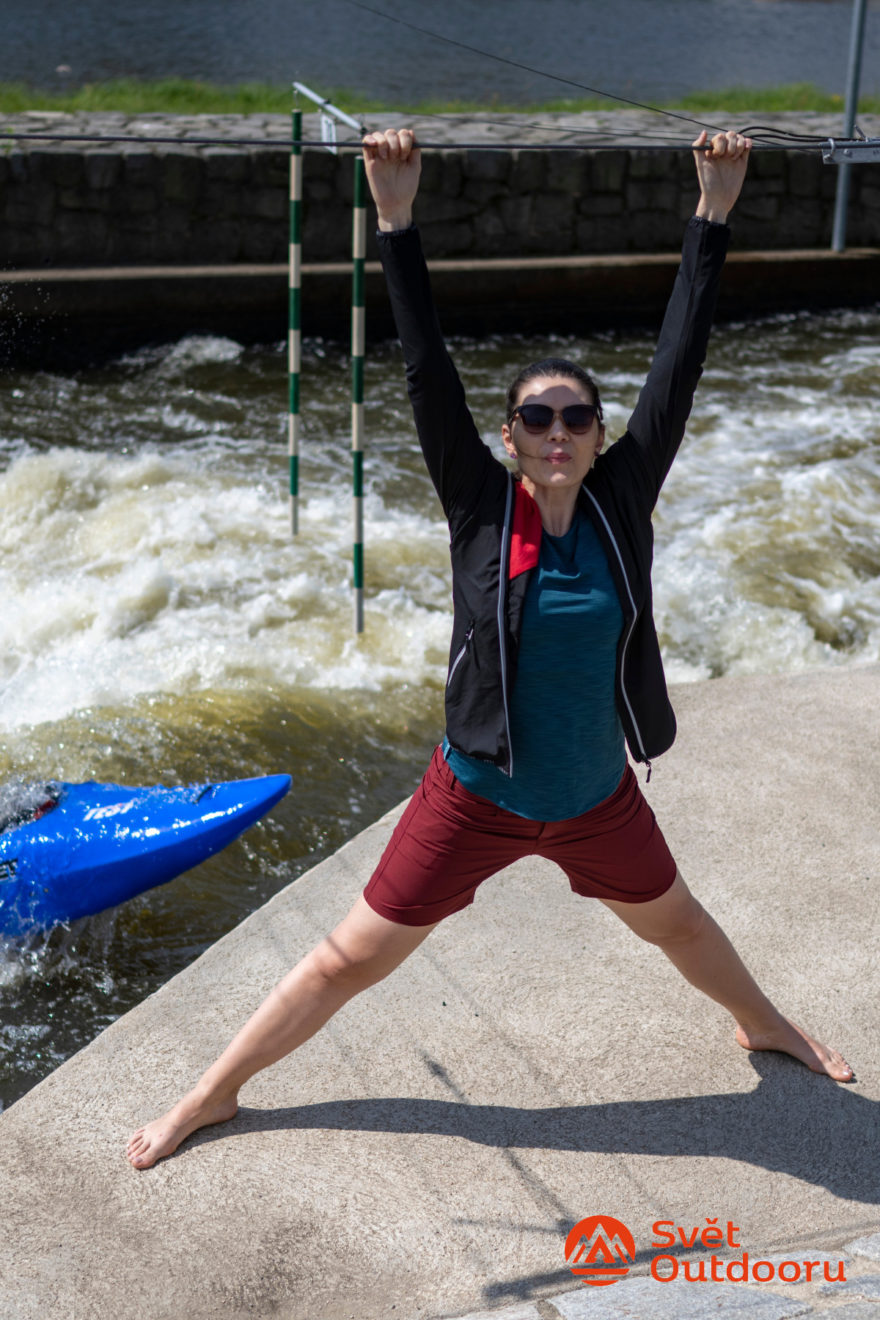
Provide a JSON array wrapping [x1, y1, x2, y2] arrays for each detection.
[[497, 475, 514, 776], [446, 626, 472, 688], [582, 486, 649, 763]]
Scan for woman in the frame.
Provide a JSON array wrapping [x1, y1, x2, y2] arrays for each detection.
[[128, 127, 851, 1171]]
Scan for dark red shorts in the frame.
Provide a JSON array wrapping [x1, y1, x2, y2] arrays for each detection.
[[363, 746, 677, 926]]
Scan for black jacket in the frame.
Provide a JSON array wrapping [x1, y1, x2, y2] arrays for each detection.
[[377, 217, 730, 775]]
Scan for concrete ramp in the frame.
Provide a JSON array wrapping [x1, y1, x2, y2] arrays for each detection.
[[1, 667, 878, 1319]]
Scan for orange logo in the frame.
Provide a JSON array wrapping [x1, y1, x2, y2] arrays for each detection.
[[565, 1215, 636, 1287]]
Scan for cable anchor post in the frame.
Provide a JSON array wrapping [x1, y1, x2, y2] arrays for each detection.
[[822, 133, 880, 165], [831, 0, 871, 251]]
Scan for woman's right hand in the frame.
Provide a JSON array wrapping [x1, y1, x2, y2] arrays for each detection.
[[362, 128, 421, 232]]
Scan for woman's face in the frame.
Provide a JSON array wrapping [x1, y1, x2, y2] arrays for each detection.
[[501, 375, 604, 494]]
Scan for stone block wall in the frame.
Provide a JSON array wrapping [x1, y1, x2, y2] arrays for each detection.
[[1, 112, 878, 268]]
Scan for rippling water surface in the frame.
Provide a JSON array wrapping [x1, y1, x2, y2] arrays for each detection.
[[2, 0, 879, 101], [1, 310, 879, 1108]]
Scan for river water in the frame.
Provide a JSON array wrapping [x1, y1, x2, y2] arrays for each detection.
[[2, 309, 880, 1109], [2, 0, 879, 103]]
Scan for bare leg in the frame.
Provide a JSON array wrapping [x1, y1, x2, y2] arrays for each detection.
[[126, 896, 438, 1168], [601, 870, 853, 1082]]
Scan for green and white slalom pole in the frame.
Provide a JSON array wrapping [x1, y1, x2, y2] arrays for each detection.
[[351, 154, 366, 634], [290, 81, 368, 630], [288, 104, 302, 535]]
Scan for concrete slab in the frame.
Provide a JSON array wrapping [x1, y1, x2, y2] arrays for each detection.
[[0, 666, 878, 1319]]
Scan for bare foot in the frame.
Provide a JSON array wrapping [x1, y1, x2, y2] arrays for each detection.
[[126, 1090, 239, 1169], [735, 1016, 853, 1082]]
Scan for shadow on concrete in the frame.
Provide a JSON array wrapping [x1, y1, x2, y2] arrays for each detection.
[[177, 1053, 878, 1206]]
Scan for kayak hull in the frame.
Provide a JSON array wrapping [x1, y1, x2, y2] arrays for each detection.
[[0, 774, 291, 935]]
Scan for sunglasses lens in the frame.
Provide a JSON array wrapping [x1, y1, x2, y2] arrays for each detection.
[[517, 405, 554, 432], [562, 405, 596, 432]]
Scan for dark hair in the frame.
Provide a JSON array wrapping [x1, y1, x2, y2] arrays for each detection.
[[505, 358, 603, 424]]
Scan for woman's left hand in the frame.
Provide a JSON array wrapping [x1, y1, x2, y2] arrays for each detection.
[[693, 129, 753, 224]]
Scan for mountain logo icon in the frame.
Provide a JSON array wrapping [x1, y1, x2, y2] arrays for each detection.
[[564, 1215, 636, 1287]]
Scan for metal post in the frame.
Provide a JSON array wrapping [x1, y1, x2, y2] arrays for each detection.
[[351, 156, 366, 635], [832, 0, 869, 252], [289, 105, 303, 534]]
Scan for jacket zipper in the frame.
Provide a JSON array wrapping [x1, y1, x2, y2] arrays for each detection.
[[497, 475, 515, 776], [446, 622, 474, 688], [582, 487, 650, 765]]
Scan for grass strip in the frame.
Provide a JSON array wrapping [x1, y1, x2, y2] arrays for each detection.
[[0, 79, 877, 117]]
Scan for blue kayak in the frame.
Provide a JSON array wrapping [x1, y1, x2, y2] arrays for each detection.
[[0, 774, 291, 935]]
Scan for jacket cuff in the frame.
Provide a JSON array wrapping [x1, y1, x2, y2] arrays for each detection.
[[376, 223, 419, 242], [688, 214, 730, 234]]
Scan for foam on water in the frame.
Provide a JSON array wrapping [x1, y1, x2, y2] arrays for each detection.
[[0, 778, 56, 832], [648, 309, 880, 680], [0, 440, 452, 735], [3, 317, 880, 745]]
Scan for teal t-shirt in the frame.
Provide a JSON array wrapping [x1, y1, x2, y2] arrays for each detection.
[[445, 508, 626, 820]]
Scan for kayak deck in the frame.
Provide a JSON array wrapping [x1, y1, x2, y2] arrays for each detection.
[[0, 774, 291, 935]]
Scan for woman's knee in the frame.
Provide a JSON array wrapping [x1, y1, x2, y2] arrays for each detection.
[[306, 897, 436, 996], [640, 898, 708, 948], [605, 872, 709, 946], [307, 938, 389, 996]]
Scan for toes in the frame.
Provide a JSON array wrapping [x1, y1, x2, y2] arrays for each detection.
[[812, 1047, 853, 1081], [127, 1139, 155, 1168], [126, 1130, 152, 1161]]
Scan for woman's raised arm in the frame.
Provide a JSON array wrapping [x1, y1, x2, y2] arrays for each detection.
[[365, 128, 499, 524], [610, 130, 753, 503]]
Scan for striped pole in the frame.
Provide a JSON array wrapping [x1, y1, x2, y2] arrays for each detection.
[[288, 105, 302, 535], [351, 155, 366, 634]]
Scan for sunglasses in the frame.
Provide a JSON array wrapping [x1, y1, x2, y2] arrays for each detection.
[[510, 403, 599, 434]]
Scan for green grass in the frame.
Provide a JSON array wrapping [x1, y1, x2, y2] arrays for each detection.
[[0, 78, 877, 117], [0, 78, 297, 115], [677, 82, 878, 115]]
